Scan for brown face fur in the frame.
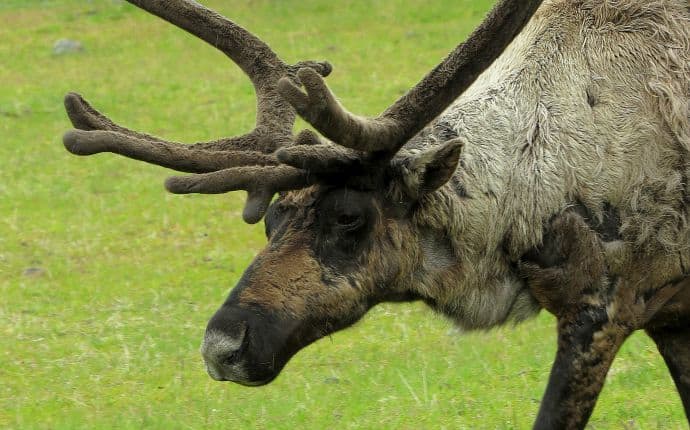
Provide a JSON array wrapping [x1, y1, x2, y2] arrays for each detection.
[[199, 137, 468, 385], [200, 183, 427, 385]]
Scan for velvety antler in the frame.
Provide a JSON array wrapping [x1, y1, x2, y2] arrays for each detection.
[[63, 0, 330, 222], [278, 0, 543, 154], [166, 165, 316, 224], [64, 0, 544, 224]]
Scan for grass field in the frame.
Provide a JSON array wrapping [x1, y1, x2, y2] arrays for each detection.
[[1, 1, 687, 428]]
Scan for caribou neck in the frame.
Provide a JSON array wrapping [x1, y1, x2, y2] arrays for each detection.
[[404, 0, 690, 329]]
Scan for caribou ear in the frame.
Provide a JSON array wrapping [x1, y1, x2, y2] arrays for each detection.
[[399, 138, 464, 198]]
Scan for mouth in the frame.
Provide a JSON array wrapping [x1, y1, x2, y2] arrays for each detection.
[[204, 362, 277, 386], [232, 376, 276, 387]]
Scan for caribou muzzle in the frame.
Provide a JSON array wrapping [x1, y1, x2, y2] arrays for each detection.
[[200, 304, 297, 386]]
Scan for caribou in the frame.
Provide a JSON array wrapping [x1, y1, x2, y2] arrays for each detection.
[[62, 0, 690, 428]]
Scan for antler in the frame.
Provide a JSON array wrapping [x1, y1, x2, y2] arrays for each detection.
[[63, 0, 330, 223], [64, 0, 544, 223], [278, 0, 543, 155]]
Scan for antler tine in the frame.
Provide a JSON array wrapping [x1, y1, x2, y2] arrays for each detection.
[[63, 129, 279, 173], [278, 0, 543, 154], [165, 165, 316, 224], [63, 88, 286, 173], [64, 91, 274, 153], [63, 93, 279, 173]]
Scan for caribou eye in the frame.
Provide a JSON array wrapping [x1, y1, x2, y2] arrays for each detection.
[[335, 213, 363, 230]]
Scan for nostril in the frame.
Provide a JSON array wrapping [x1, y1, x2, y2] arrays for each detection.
[[221, 350, 242, 366], [201, 323, 249, 367]]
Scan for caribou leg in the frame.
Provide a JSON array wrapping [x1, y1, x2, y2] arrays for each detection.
[[534, 300, 632, 430], [535, 279, 688, 429], [646, 324, 690, 420], [520, 210, 638, 429], [644, 277, 690, 420]]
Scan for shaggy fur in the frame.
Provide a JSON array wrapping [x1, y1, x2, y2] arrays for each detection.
[[399, 0, 690, 328]]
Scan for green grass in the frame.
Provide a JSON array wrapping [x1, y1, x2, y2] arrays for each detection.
[[1, 0, 686, 428]]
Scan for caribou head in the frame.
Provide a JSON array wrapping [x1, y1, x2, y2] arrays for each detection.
[[63, 0, 543, 386]]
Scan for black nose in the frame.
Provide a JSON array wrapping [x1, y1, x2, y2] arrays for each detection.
[[201, 303, 295, 386], [200, 322, 247, 381]]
